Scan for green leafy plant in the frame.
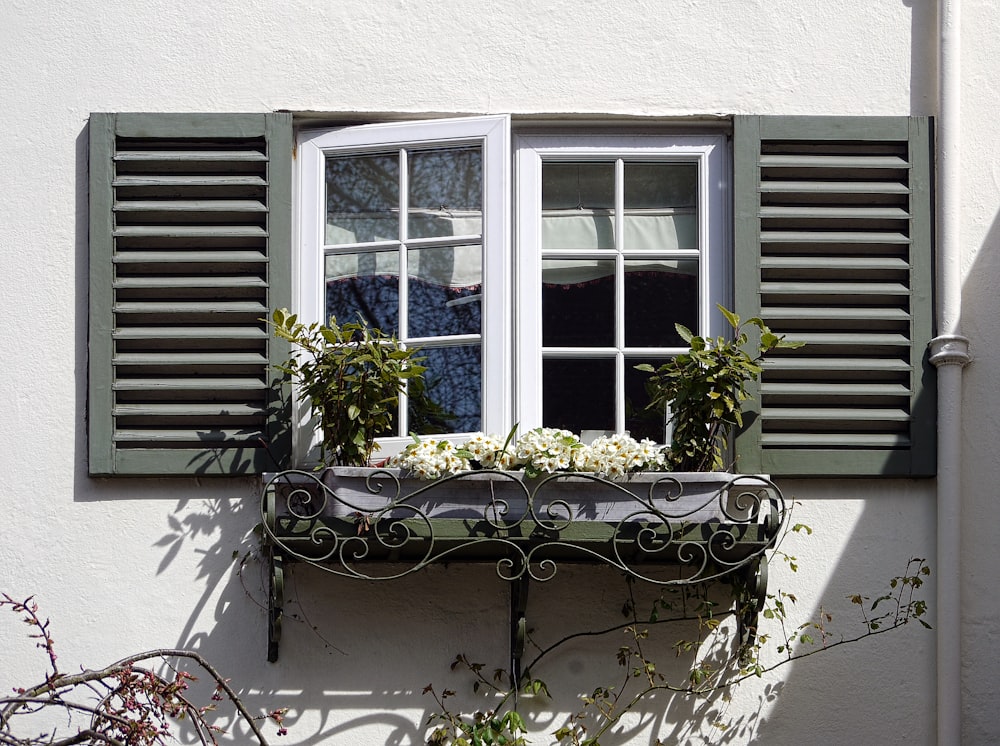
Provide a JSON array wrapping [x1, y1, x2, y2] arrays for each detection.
[[268, 308, 426, 467], [636, 305, 803, 472]]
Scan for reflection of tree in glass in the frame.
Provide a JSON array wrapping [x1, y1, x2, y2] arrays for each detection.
[[326, 153, 399, 216], [327, 275, 399, 334], [409, 147, 482, 212], [410, 345, 482, 434], [325, 145, 486, 436]]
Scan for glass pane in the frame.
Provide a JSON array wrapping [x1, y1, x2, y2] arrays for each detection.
[[409, 345, 481, 434], [625, 357, 668, 443], [542, 259, 615, 347], [408, 147, 482, 239], [325, 153, 399, 245], [624, 259, 698, 347], [542, 358, 614, 433], [325, 251, 399, 333], [542, 162, 615, 249], [408, 245, 482, 338], [623, 163, 698, 250]]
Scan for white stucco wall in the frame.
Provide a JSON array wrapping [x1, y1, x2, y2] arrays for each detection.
[[3, 0, 998, 743]]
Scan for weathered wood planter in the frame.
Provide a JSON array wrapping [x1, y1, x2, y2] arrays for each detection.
[[261, 467, 785, 662]]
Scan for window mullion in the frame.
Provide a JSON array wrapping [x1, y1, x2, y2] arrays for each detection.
[[398, 147, 410, 436], [614, 158, 626, 433]]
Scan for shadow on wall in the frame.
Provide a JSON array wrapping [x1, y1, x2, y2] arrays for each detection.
[[949, 200, 1000, 743], [150, 479, 936, 746]]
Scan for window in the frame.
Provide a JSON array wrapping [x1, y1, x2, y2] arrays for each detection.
[[88, 113, 935, 478], [297, 116, 510, 457], [515, 134, 728, 442], [298, 123, 727, 457]]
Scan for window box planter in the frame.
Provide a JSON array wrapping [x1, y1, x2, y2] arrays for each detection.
[[263, 467, 781, 572], [261, 467, 785, 661]]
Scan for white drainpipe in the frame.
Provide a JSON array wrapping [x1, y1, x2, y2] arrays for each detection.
[[930, 1, 971, 743]]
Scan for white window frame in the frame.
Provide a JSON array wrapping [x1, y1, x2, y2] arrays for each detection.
[[294, 121, 728, 464], [296, 115, 511, 463], [514, 133, 730, 437]]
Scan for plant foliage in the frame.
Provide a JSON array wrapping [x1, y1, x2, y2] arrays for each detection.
[[636, 305, 803, 472], [268, 308, 426, 467]]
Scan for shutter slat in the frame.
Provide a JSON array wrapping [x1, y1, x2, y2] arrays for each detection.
[[114, 301, 268, 313], [115, 250, 268, 264], [114, 327, 268, 339], [734, 115, 934, 477], [89, 112, 293, 476], [760, 206, 910, 220], [764, 357, 911, 373], [114, 175, 267, 186], [761, 281, 909, 296], [114, 403, 265, 416], [115, 277, 268, 289], [761, 180, 910, 194], [116, 150, 268, 161], [762, 382, 912, 397], [761, 433, 910, 447], [762, 407, 910, 422], [114, 429, 264, 442], [761, 307, 910, 321], [761, 256, 909, 270], [759, 154, 910, 169], [114, 378, 267, 391], [115, 200, 267, 212], [761, 230, 909, 244], [114, 352, 267, 365], [114, 226, 267, 237]]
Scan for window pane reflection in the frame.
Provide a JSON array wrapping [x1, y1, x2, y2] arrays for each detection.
[[325, 153, 399, 245], [542, 163, 615, 250], [408, 147, 482, 239], [408, 245, 482, 338], [409, 345, 481, 434], [325, 250, 399, 333]]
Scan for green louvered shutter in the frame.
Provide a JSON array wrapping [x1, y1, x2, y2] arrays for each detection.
[[89, 113, 293, 476], [733, 116, 935, 477]]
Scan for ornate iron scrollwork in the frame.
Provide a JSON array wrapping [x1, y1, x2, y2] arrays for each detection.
[[261, 469, 786, 667]]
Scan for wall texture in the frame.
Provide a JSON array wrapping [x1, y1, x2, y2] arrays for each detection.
[[2, 0, 996, 742]]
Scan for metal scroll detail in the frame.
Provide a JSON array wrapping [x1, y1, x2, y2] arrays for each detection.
[[261, 469, 786, 661]]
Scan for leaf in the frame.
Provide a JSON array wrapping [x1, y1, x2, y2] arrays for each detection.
[[718, 305, 740, 329], [674, 323, 694, 344]]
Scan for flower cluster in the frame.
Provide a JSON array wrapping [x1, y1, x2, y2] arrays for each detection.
[[389, 437, 469, 480], [390, 428, 666, 480]]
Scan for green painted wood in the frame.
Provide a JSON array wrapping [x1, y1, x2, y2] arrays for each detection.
[[88, 113, 118, 476], [88, 112, 293, 476], [759, 154, 910, 169], [761, 256, 909, 270], [113, 327, 268, 339], [759, 206, 910, 219], [114, 250, 269, 264], [113, 352, 268, 365], [760, 281, 910, 296], [115, 149, 268, 161], [115, 200, 268, 212], [114, 377, 268, 390], [114, 276, 268, 288], [732, 115, 935, 477], [114, 225, 268, 237], [761, 181, 910, 194], [760, 230, 910, 244]]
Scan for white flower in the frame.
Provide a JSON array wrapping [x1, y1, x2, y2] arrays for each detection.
[[391, 428, 665, 480]]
